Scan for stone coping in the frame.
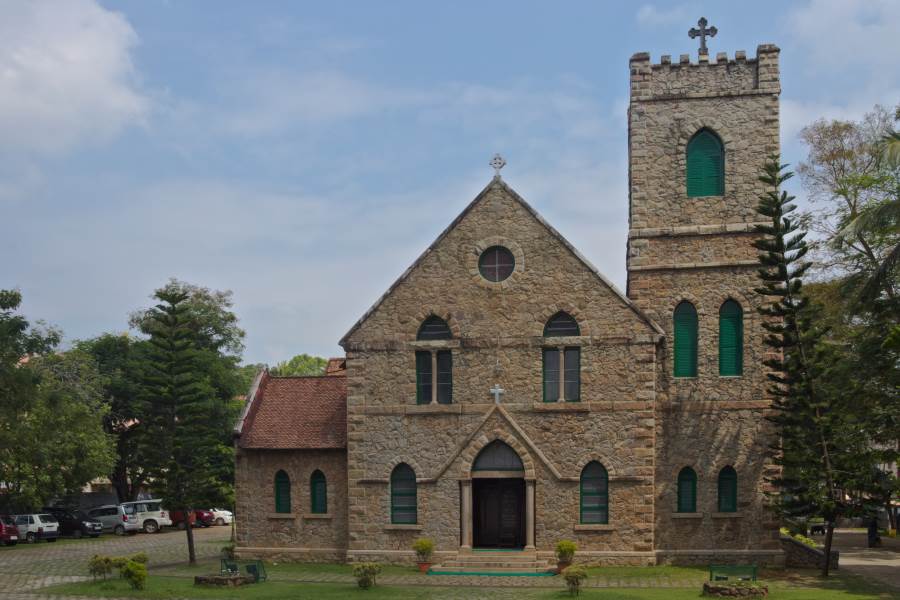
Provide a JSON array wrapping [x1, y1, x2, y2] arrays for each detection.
[[629, 222, 768, 239], [711, 512, 743, 519], [266, 513, 296, 520], [573, 524, 616, 532], [629, 260, 759, 272], [670, 513, 704, 519], [384, 524, 423, 532], [531, 402, 591, 412], [358, 401, 656, 416], [303, 513, 333, 520]]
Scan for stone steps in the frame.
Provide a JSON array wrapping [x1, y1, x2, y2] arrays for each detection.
[[430, 550, 555, 575]]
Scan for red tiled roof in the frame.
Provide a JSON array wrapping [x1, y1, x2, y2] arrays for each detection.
[[325, 357, 346, 376], [238, 371, 346, 449]]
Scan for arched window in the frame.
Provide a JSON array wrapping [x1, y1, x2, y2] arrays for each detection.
[[673, 302, 698, 378], [580, 462, 609, 524], [718, 466, 737, 513], [543, 312, 581, 402], [686, 129, 725, 197], [677, 467, 697, 513], [390, 464, 417, 524], [310, 470, 327, 514], [415, 316, 452, 405], [473, 440, 524, 473], [274, 470, 291, 514], [719, 300, 743, 376]]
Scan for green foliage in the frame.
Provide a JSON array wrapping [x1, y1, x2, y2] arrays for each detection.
[[562, 565, 588, 596], [120, 560, 147, 590], [129, 552, 149, 565], [88, 555, 113, 581], [555, 540, 577, 562], [411, 537, 434, 562], [780, 527, 819, 548], [270, 353, 327, 377], [351, 562, 381, 589]]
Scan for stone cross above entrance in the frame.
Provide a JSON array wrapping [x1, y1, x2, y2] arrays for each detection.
[[688, 17, 717, 56], [490, 383, 505, 404]]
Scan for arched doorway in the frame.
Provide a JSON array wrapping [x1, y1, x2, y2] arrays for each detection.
[[471, 440, 526, 549]]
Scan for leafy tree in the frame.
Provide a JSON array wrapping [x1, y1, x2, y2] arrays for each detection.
[[270, 353, 327, 377], [237, 363, 266, 393], [755, 157, 879, 576], [138, 288, 228, 564]]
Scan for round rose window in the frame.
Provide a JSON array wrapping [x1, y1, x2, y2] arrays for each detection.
[[478, 246, 515, 282]]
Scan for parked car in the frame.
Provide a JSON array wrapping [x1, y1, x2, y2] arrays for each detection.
[[85, 504, 140, 536], [14, 514, 59, 543], [170, 509, 214, 529], [209, 508, 233, 526], [119, 500, 172, 533], [42, 507, 102, 539], [0, 515, 20, 546]]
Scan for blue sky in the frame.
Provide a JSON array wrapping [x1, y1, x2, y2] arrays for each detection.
[[3, 1, 898, 364]]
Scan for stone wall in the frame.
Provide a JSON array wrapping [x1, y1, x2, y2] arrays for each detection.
[[627, 45, 783, 563], [234, 448, 348, 562], [780, 536, 839, 570]]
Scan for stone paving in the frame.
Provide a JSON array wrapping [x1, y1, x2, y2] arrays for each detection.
[[833, 529, 900, 590]]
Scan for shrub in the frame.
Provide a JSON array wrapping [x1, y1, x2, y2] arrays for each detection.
[[412, 537, 435, 563], [110, 556, 128, 574], [352, 562, 382, 589], [129, 552, 149, 565], [555, 540, 577, 563], [120, 560, 147, 590], [562, 565, 588, 596], [780, 527, 819, 548], [87, 555, 113, 581]]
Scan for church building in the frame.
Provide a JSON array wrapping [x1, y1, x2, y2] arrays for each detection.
[[234, 39, 784, 568]]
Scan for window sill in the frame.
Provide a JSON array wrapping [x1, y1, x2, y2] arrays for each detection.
[[532, 402, 590, 412], [384, 524, 422, 531], [718, 375, 744, 379], [670, 513, 703, 519], [267, 513, 297, 520], [408, 340, 461, 349], [574, 524, 615, 532], [303, 513, 332, 520], [711, 512, 742, 519], [406, 404, 461, 415]]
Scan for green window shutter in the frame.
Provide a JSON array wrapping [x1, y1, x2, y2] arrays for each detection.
[[564, 347, 580, 402], [542, 348, 560, 402], [686, 129, 724, 197], [274, 470, 291, 513], [391, 464, 417, 524], [310, 470, 327, 514], [677, 467, 697, 513], [718, 467, 737, 512], [673, 302, 698, 377], [719, 300, 743, 376], [415, 351, 432, 404], [436, 350, 452, 404], [580, 462, 609, 524]]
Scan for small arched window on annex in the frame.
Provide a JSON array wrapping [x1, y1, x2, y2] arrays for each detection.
[[542, 311, 581, 403], [274, 470, 291, 514], [717, 466, 738, 513], [390, 463, 417, 524], [673, 301, 698, 378], [580, 462, 609, 524], [719, 300, 743, 376], [686, 128, 725, 197], [676, 467, 697, 513], [310, 469, 327, 514], [415, 316, 453, 405]]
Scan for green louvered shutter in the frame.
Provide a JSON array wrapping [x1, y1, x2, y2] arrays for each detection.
[[310, 470, 327, 514], [415, 351, 431, 404], [673, 302, 698, 377], [274, 470, 291, 513], [677, 467, 697, 513], [718, 467, 737, 512], [686, 130, 724, 197], [719, 300, 743, 376]]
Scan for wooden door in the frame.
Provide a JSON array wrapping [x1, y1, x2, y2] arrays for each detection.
[[473, 479, 525, 548]]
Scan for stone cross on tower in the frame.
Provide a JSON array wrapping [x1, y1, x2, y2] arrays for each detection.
[[490, 383, 505, 404], [688, 17, 717, 56], [490, 153, 506, 178]]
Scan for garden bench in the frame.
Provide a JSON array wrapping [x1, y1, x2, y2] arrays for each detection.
[[220, 559, 267, 582], [709, 564, 757, 582]]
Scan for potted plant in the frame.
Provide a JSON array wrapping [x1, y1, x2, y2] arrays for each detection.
[[412, 537, 435, 573], [555, 540, 577, 574]]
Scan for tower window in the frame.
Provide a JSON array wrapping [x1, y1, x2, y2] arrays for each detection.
[[719, 300, 743, 376], [673, 301, 698, 378], [686, 129, 725, 197]]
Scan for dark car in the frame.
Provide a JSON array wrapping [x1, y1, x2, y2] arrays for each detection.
[[0, 514, 19, 546], [43, 507, 102, 539]]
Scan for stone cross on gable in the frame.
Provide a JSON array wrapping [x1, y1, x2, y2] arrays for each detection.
[[490, 383, 505, 404], [490, 154, 506, 178], [688, 17, 717, 56]]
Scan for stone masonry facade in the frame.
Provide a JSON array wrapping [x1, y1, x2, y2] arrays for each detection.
[[234, 44, 784, 567]]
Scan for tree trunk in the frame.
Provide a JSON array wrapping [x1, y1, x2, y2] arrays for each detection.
[[822, 521, 835, 577], [185, 509, 196, 565]]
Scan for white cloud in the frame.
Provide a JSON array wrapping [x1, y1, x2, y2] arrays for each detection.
[[636, 4, 691, 28], [0, 0, 148, 155]]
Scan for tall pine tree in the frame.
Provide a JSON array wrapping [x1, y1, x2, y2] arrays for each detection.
[[139, 289, 223, 564], [754, 157, 873, 576]]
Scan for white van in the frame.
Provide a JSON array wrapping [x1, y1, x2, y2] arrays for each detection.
[[120, 500, 172, 533]]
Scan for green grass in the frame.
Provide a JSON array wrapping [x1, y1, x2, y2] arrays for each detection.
[[45, 571, 897, 600]]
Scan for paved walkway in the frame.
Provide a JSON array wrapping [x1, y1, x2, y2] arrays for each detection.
[[832, 529, 900, 590]]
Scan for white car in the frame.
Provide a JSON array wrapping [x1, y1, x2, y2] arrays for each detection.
[[120, 500, 173, 533], [14, 514, 59, 543], [209, 508, 233, 526]]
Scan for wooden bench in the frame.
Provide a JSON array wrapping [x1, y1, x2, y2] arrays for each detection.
[[220, 559, 267, 582], [709, 564, 757, 582]]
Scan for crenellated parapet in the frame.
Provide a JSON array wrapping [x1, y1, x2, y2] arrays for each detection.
[[629, 45, 780, 101]]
